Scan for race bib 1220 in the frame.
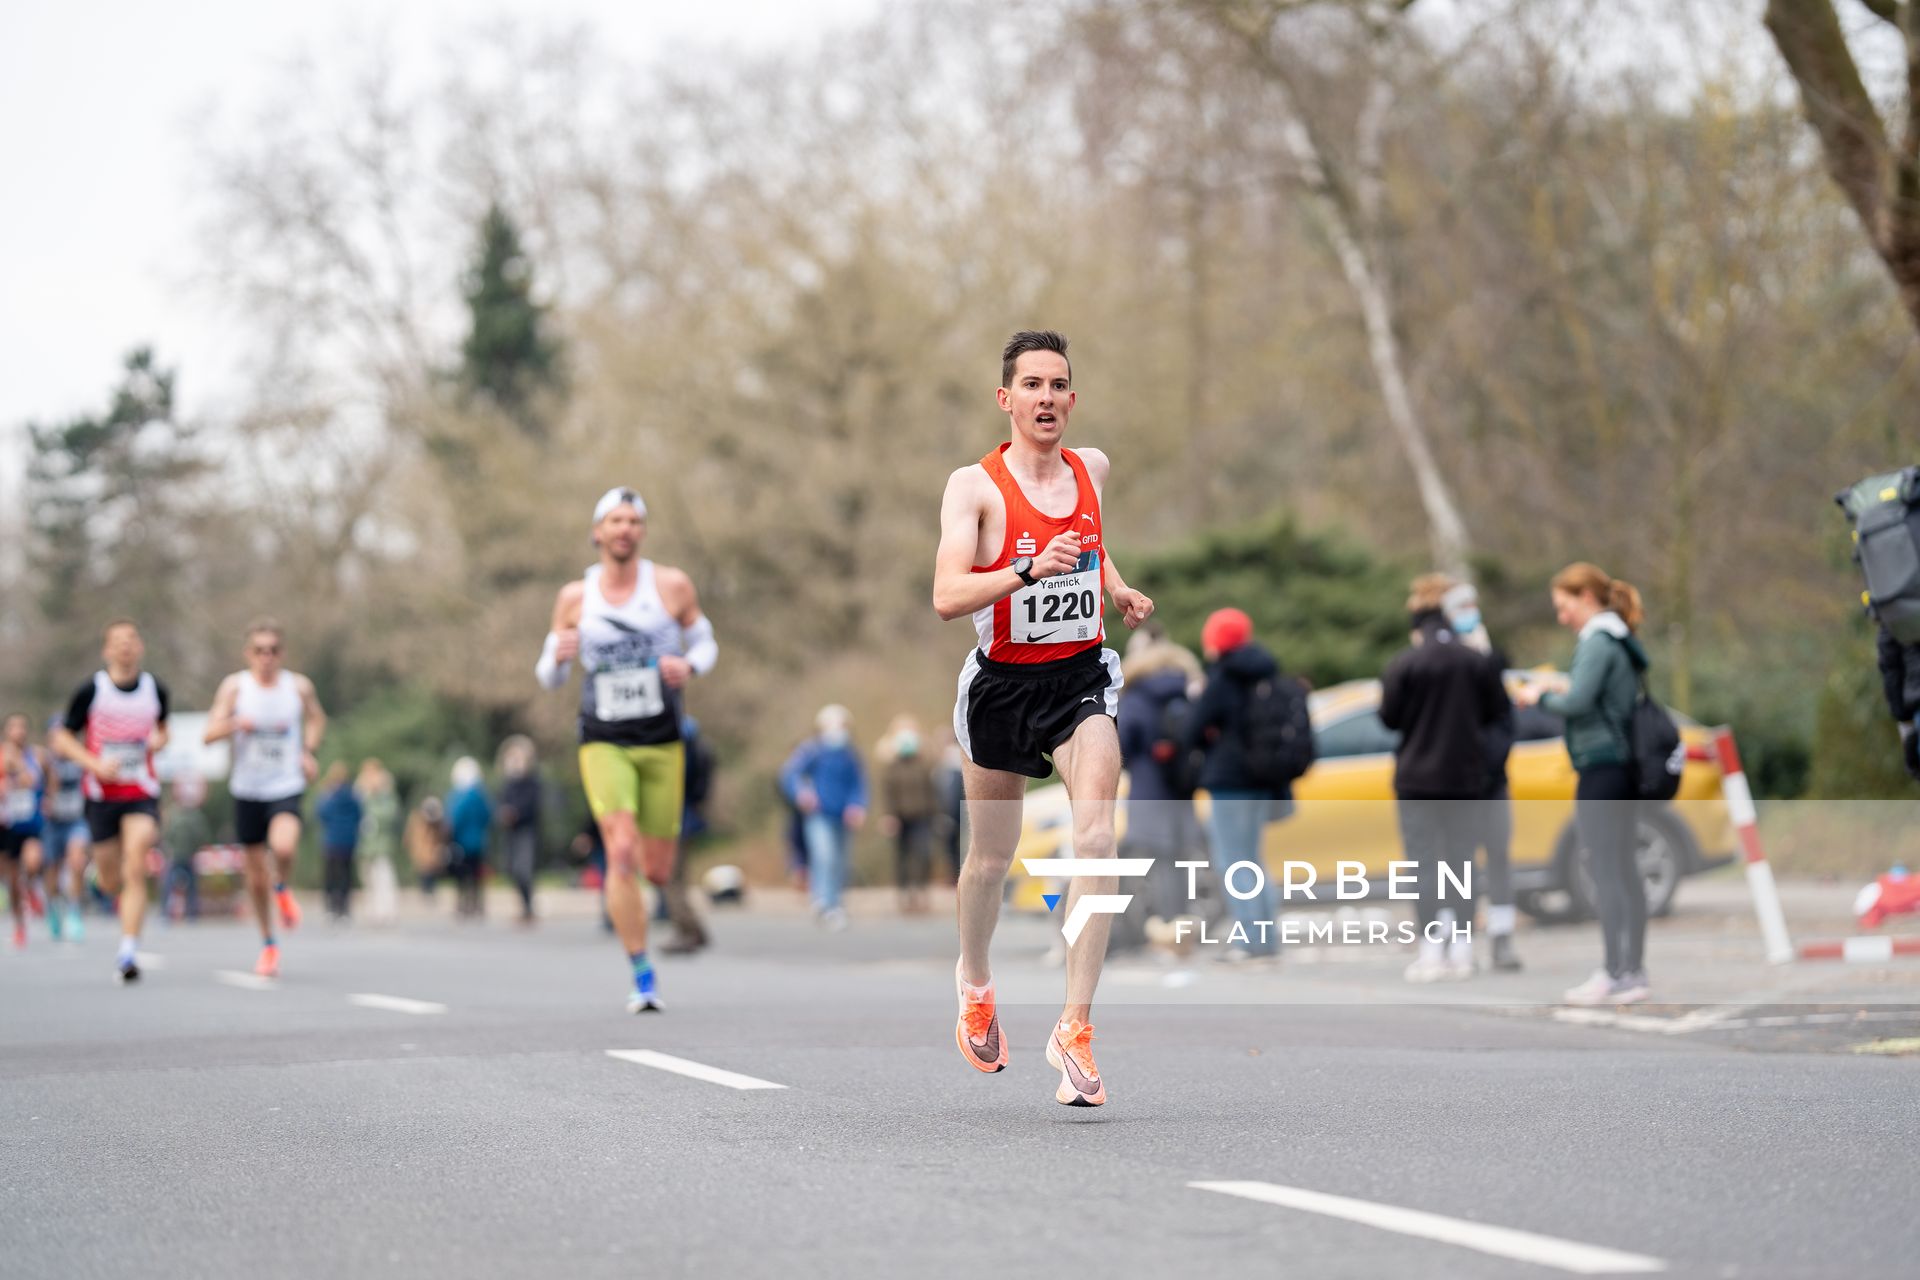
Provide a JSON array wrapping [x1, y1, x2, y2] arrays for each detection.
[[1010, 566, 1101, 646]]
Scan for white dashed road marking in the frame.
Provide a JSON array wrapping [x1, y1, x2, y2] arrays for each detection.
[[606, 1049, 787, 1091], [1189, 1181, 1667, 1274], [348, 993, 448, 1016]]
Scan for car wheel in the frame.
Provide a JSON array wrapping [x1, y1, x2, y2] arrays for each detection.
[[1559, 809, 1692, 922]]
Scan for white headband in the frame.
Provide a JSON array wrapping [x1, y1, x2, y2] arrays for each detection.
[[593, 486, 647, 525]]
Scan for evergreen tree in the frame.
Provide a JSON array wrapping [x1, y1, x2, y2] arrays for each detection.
[[25, 349, 210, 695], [457, 203, 562, 430]]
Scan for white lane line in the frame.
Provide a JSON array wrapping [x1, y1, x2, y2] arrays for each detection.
[[214, 970, 276, 990], [1189, 1181, 1666, 1275], [348, 993, 448, 1016], [605, 1049, 787, 1091]]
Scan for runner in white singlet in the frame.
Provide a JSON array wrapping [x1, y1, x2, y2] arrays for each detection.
[[204, 618, 328, 978]]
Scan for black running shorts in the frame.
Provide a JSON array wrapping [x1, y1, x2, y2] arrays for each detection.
[[85, 798, 161, 844], [953, 647, 1123, 779], [235, 793, 305, 846]]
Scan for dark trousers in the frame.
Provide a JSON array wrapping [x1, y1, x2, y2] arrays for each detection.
[[451, 852, 484, 917], [1395, 798, 1479, 933], [323, 850, 355, 917], [1576, 764, 1645, 978], [163, 858, 200, 920], [505, 827, 538, 918], [894, 818, 932, 891], [1477, 783, 1514, 908]]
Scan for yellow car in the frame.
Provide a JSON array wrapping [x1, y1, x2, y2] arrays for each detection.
[[1009, 672, 1737, 923]]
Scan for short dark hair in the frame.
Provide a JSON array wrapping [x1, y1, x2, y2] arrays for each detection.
[[103, 618, 140, 640], [1000, 330, 1071, 388]]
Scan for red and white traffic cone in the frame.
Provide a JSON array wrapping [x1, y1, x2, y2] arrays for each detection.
[[1712, 728, 1795, 965]]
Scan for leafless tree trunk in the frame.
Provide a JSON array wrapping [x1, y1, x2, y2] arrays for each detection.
[[1214, 0, 1473, 576], [1766, 0, 1920, 337]]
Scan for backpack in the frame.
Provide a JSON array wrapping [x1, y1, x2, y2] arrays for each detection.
[[1152, 694, 1203, 800], [1238, 675, 1317, 790], [1838, 467, 1920, 644], [1609, 637, 1684, 802]]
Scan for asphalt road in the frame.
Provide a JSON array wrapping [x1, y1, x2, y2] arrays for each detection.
[[2, 898, 1917, 1280]]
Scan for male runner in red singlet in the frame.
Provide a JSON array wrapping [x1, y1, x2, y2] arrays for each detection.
[[933, 330, 1154, 1107], [49, 620, 171, 983]]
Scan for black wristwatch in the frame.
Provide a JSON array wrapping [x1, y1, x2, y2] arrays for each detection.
[[1011, 556, 1037, 586]]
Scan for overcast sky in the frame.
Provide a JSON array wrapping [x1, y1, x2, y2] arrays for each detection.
[[0, 1, 1822, 448], [0, 0, 877, 443]]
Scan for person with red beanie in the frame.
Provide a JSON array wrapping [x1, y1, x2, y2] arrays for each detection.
[[1183, 608, 1305, 962]]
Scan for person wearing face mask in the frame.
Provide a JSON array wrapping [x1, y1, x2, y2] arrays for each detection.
[[1441, 582, 1522, 972], [878, 717, 938, 915], [780, 705, 869, 930], [1380, 577, 1511, 982]]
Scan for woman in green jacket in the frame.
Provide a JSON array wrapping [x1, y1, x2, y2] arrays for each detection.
[[1515, 562, 1651, 1007]]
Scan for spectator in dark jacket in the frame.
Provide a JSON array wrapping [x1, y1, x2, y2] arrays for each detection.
[[1116, 637, 1204, 944], [495, 736, 543, 924], [1380, 575, 1510, 983], [1442, 581, 1522, 972], [1184, 608, 1292, 961], [1879, 624, 1920, 781], [316, 762, 363, 920]]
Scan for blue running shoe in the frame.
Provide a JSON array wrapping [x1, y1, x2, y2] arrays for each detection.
[[625, 966, 661, 1013]]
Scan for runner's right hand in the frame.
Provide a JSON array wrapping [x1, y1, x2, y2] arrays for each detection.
[[1034, 531, 1082, 579], [93, 756, 122, 782], [553, 628, 581, 664]]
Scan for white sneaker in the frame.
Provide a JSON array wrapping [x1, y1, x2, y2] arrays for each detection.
[[1563, 969, 1617, 1006], [1444, 942, 1475, 980], [1403, 956, 1448, 984], [822, 907, 850, 933], [1612, 971, 1651, 1005]]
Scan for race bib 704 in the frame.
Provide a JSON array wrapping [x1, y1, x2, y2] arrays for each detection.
[[595, 667, 666, 721]]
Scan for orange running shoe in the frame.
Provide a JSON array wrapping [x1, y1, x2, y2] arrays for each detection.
[[276, 888, 302, 931], [1045, 1019, 1106, 1107], [954, 960, 1007, 1073], [255, 943, 280, 978]]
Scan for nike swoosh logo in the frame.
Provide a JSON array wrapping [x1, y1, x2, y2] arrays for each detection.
[[967, 1018, 1001, 1063], [1057, 1033, 1100, 1093], [1028, 631, 1059, 642]]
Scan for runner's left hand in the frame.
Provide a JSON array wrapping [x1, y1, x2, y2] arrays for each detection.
[[659, 655, 693, 689], [1114, 588, 1155, 630], [302, 752, 320, 782]]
